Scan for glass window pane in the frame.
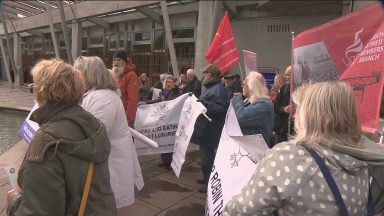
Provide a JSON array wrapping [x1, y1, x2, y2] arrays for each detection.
[[82, 38, 87, 50], [119, 33, 125, 48], [110, 34, 117, 49], [127, 32, 131, 41], [90, 36, 103, 45], [135, 32, 151, 41], [154, 30, 165, 50], [172, 29, 194, 39]]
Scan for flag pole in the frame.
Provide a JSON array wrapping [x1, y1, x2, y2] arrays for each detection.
[[288, 31, 295, 139], [238, 62, 245, 80]]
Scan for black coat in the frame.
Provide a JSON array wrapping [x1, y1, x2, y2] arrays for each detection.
[[274, 83, 290, 135], [191, 79, 228, 148], [184, 77, 202, 98]]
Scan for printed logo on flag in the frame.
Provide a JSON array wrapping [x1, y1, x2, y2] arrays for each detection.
[[342, 27, 364, 66]]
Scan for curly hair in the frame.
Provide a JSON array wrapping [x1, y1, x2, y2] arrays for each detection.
[[32, 59, 84, 104]]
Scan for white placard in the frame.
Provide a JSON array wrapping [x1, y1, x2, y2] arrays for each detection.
[[171, 95, 206, 177], [205, 104, 269, 216]]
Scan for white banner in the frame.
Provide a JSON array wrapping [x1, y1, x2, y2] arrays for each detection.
[[206, 104, 268, 216], [171, 95, 206, 177], [18, 103, 39, 143], [134, 94, 189, 155]]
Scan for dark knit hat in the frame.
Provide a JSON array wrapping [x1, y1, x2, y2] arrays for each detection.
[[113, 50, 128, 63]]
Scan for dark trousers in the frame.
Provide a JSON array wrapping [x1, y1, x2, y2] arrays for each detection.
[[161, 153, 172, 166], [199, 144, 216, 185]]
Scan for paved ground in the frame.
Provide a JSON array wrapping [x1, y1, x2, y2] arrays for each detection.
[[0, 82, 207, 216]]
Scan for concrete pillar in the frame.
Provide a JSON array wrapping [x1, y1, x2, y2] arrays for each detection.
[[58, 1, 73, 64], [194, 1, 214, 79], [45, 4, 60, 58], [0, 6, 18, 84], [160, 1, 179, 78], [209, 0, 224, 43], [0, 37, 12, 84], [71, 21, 82, 62], [13, 33, 23, 85]]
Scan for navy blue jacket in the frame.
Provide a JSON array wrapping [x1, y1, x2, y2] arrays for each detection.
[[191, 79, 228, 148], [232, 95, 274, 147]]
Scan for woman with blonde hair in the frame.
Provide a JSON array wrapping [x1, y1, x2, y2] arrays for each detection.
[[232, 71, 274, 147], [74, 56, 143, 210], [224, 81, 384, 215], [7, 59, 117, 215]]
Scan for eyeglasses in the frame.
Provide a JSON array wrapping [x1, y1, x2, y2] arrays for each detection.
[[28, 83, 34, 93]]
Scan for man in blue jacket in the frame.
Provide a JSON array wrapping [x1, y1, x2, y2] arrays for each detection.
[[191, 64, 228, 193]]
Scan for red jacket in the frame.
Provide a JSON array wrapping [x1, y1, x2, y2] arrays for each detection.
[[118, 63, 139, 126]]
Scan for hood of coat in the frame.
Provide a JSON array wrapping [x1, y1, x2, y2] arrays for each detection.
[[125, 62, 136, 73], [313, 144, 367, 175], [28, 102, 110, 163], [327, 136, 384, 167], [310, 136, 384, 176]]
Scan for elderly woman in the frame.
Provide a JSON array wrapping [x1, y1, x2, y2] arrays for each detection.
[[224, 81, 384, 215], [7, 59, 117, 215], [232, 71, 274, 147], [74, 56, 143, 210]]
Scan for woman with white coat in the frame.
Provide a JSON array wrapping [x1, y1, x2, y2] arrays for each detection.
[[74, 56, 144, 209]]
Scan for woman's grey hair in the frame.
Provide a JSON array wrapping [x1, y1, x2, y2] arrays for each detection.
[[292, 81, 361, 148], [74, 56, 118, 91], [246, 71, 269, 103]]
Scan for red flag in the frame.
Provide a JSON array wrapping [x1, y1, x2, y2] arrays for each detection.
[[292, 3, 384, 133], [205, 13, 239, 75]]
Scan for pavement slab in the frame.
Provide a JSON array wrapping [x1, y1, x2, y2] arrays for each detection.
[[136, 177, 195, 210], [157, 195, 206, 216], [117, 198, 162, 216]]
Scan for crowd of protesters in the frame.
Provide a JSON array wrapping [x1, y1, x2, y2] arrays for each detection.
[[6, 49, 384, 216]]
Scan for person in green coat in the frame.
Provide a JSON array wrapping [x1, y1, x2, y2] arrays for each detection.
[[7, 59, 117, 216]]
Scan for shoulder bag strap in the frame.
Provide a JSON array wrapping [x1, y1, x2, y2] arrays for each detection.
[[78, 162, 95, 216], [306, 148, 349, 216]]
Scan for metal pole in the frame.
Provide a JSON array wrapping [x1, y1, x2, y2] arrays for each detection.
[[0, 6, 17, 83], [45, 3, 60, 58], [160, 1, 179, 77], [0, 36, 12, 84], [287, 31, 295, 139], [58, 1, 73, 63]]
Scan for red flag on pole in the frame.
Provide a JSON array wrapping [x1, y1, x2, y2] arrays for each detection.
[[205, 13, 239, 75], [292, 3, 384, 133]]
